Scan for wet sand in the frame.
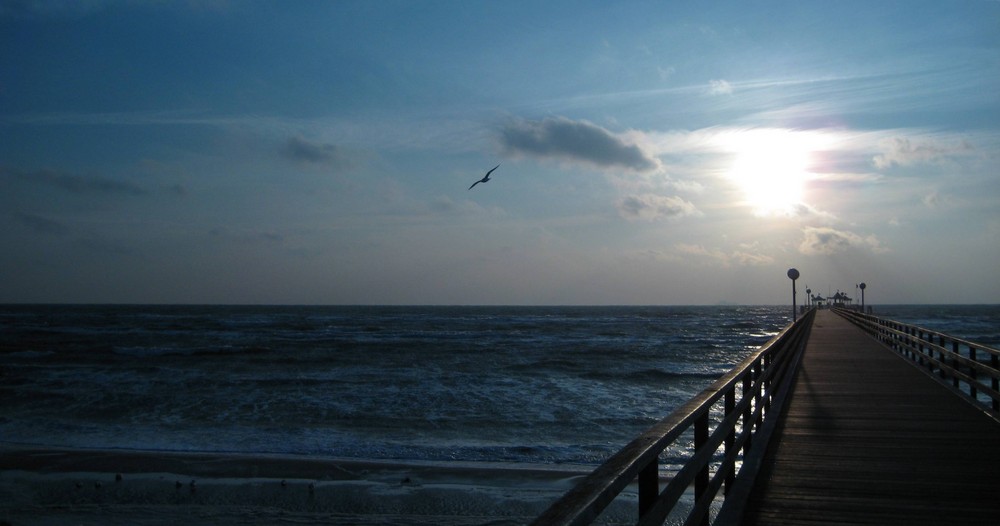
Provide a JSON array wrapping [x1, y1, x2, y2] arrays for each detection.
[[0, 445, 641, 525]]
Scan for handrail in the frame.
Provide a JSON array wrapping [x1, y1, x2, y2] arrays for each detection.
[[532, 308, 816, 526], [834, 308, 1000, 414]]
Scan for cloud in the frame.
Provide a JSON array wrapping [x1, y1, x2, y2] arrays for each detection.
[[428, 195, 504, 217], [674, 243, 773, 266], [921, 190, 958, 209], [3, 167, 146, 195], [799, 226, 886, 255], [676, 243, 723, 258], [616, 193, 699, 221], [499, 116, 659, 172], [1, 0, 227, 17], [12, 211, 70, 235], [788, 203, 838, 222], [209, 227, 285, 245], [872, 137, 973, 169], [730, 249, 774, 266], [281, 136, 351, 169], [0, 0, 106, 17], [666, 178, 705, 194], [707, 79, 733, 95], [164, 183, 188, 197]]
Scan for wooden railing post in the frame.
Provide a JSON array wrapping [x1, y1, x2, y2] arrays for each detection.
[[742, 371, 753, 455], [753, 359, 763, 429], [694, 412, 710, 526], [968, 344, 978, 400], [724, 387, 735, 494], [952, 340, 961, 386], [992, 354, 999, 412], [763, 352, 772, 412], [638, 457, 658, 517]]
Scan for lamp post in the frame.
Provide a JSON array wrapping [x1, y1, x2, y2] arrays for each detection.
[[806, 288, 812, 309], [787, 268, 800, 321], [859, 282, 866, 313]]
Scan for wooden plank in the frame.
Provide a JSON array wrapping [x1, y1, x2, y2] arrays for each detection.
[[741, 310, 1000, 526]]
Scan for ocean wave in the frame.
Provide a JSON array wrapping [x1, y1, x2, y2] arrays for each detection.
[[581, 368, 722, 383], [111, 345, 273, 358], [1, 304, 796, 465], [2, 350, 56, 358]]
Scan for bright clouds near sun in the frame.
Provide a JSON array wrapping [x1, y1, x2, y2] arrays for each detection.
[[498, 116, 659, 172], [616, 194, 700, 222], [799, 226, 886, 256], [872, 136, 975, 169]]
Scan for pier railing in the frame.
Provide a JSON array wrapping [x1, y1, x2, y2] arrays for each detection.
[[531, 309, 815, 526], [834, 308, 1000, 414]]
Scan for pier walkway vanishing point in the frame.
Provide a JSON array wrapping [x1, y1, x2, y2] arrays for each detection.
[[534, 309, 1000, 526], [740, 309, 1000, 525]]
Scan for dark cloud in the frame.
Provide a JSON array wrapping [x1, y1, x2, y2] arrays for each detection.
[[281, 136, 351, 169], [499, 116, 658, 171], [12, 211, 70, 235], [4, 167, 146, 195]]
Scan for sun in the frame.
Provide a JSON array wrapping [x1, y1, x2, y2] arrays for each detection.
[[722, 129, 818, 216]]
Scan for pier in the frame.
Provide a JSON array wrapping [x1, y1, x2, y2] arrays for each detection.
[[533, 309, 1000, 525]]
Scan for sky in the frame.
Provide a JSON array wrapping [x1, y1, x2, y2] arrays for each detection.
[[2, 0, 999, 305]]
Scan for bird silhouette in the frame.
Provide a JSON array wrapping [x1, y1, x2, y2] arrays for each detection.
[[468, 163, 500, 190]]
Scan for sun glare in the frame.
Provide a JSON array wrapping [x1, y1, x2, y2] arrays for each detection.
[[722, 129, 821, 216]]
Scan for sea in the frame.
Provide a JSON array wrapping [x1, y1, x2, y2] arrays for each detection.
[[1, 304, 998, 468]]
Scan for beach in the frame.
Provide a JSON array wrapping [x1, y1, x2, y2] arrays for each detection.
[[0, 445, 642, 525]]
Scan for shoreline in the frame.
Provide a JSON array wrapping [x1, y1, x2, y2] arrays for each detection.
[[0, 445, 640, 525]]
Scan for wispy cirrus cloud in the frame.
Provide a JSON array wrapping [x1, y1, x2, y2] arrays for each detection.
[[675, 243, 774, 266], [499, 116, 659, 172], [3, 167, 146, 195], [12, 211, 70, 235], [0, 0, 227, 18], [0, 0, 106, 17]]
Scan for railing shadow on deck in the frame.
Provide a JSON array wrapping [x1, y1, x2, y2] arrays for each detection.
[[531, 309, 816, 526], [834, 308, 1000, 416]]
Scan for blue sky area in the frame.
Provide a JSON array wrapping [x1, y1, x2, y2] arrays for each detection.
[[2, 1, 998, 305]]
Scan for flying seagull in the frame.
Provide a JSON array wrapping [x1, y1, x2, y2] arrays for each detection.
[[468, 163, 500, 190]]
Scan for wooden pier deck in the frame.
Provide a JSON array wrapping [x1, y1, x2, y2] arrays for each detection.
[[741, 309, 1000, 525]]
